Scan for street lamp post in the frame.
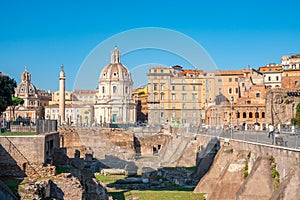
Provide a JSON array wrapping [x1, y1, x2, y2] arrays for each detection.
[[230, 96, 234, 139], [255, 106, 258, 142], [292, 102, 295, 134], [236, 110, 239, 131]]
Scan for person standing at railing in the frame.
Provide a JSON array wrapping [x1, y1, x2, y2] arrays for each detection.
[[268, 124, 275, 138]]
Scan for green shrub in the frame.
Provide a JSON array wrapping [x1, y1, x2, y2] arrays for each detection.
[[244, 171, 248, 179], [269, 156, 280, 190], [247, 151, 251, 159], [269, 156, 275, 164], [245, 162, 248, 171]]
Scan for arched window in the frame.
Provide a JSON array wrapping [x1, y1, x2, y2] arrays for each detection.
[[249, 112, 253, 118], [243, 112, 247, 118], [262, 112, 265, 118], [113, 86, 117, 93], [236, 112, 240, 118]]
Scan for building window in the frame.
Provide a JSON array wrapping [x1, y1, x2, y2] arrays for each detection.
[[172, 112, 175, 118], [276, 76, 279, 81], [182, 93, 187, 100], [235, 88, 239, 94], [218, 78, 222, 82], [172, 86, 175, 90], [243, 112, 247, 118], [229, 78, 232, 82], [153, 84, 157, 91], [192, 103, 196, 109], [192, 93, 197, 100], [255, 112, 259, 118], [182, 86, 186, 91], [160, 93, 164, 100], [172, 94, 176, 100], [154, 93, 158, 101], [172, 104, 176, 109], [113, 86, 117, 93], [182, 103, 186, 109], [235, 78, 238, 82], [102, 86, 105, 93], [160, 112, 164, 118], [237, 112, 240, 118], [268, 76, 271, 81], [193, 86, 196, 91], [256, 93, 260, 98], [249, 112, 253, 118], [160, 84, 164, 90], [125, 86, 128, 94], [262, 112, 265, 118], [228, 88, 232, 94]]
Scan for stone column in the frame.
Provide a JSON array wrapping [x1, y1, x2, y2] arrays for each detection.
[[59, 65, 66, 124]]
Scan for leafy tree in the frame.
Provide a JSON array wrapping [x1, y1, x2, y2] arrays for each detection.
[[11, 96, 24, 120], [295, 103, 300, 125], [12, 96, 24, 106], [0, 76, 17, 115]]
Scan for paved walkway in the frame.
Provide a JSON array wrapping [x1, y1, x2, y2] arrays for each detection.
[[197, 129, 300, 149]]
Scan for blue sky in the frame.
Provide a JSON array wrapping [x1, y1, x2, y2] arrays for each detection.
[[1, 0, 300, 91]]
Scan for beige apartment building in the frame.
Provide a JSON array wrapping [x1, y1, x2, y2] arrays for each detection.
[[281, 54, 300, 89], [49, 90, 73, 105], [45, 89, 96, 125], [214, 70, 243, 103], [147, 65, 206, 126], [258, 63, 282, 88]]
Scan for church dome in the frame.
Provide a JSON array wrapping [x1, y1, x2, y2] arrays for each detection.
[[15, 69, 37, 95], [99, 48, 132, 82]]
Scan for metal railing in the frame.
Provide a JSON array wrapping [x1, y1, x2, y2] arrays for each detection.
[[195, 127, 300, 149]]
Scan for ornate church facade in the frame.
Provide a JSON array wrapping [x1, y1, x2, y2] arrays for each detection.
[[94, 48, 136, 124], [4, 69, 51, 123]]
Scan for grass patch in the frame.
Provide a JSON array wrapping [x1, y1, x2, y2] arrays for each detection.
[[95, 174, 127, 184], [95, 173, 203, 199], [1, 132, 37, 136], [124, 190, 205, 200]]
